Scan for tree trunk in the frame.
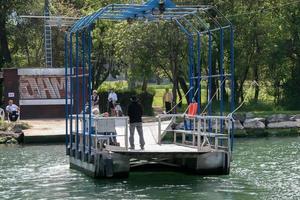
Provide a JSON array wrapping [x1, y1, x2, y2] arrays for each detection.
[[171, 60, 178, 113], [141, 75, 147, 92], [178, 75, 189, 104], [177, 80, 182, 108]]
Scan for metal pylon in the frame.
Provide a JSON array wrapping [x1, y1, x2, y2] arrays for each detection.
[[44, 0, 53, 68]]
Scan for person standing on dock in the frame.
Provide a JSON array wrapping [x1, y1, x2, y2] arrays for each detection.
[[91, 90, 99, 110], [163, 88, 173, 113], [127, 96, 145, 150], [108, 89, 118, 115]]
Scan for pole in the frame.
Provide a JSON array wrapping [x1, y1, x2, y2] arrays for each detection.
[[69, 33, 73, 151], [64, 33, 69, 152], [75, 32, 79, 152], [88, 27, 92, 154]]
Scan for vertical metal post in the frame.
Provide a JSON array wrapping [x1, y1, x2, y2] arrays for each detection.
[[208, 32, 212, 131], [125, 117, 128, 150], [88, 27, 92, 154], [227, 119, 231, 156], [158, 116, 161, 145], [64, 33, 69, 152], [188, 36, 194, 103], [197, 33, 201, 114], [69, 33, 73, 150], [82, 31, 86, 154], [75, 32, 79, 151], [230, 26, 235, 152], [197, 118, 201, 151], [192, 117, 196, 145], [220, 28, 224, 134]]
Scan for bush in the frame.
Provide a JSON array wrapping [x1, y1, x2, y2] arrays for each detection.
[[0, 121, 10, 131], [99, 90, 155, 116]]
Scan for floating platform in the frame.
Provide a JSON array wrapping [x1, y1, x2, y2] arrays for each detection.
[[67, 115, 232, 178]]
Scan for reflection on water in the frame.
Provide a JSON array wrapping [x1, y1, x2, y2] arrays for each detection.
[[0, 137, 299, 200]]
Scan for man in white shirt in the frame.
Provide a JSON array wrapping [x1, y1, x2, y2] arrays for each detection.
[[108, 89, 118, 114], [6, 99, 20, 122]]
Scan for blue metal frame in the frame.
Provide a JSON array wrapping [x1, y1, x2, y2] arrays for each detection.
[[64, 33, 69, 151], [64, 0, 235, 156], [88, 27, 92, 154], [220, 28, 224, 134], [197, 33, 201, 114], [208, 31, 212, 131], [230, 26, 235, 151], [82, 31, 86, 154], [69, 33, 73, 150], [75, 32, 79, 152]]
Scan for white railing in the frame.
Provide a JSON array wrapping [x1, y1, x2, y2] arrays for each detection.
[[157, 114, 233, 154], [70, 115, 129, 153]]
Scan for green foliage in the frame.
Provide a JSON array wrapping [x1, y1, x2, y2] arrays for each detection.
[[0, 121, 10, 131], [0, 121, 30, 131]]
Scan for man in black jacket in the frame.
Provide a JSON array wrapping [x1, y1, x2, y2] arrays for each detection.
[[127, 96, 145, 150]]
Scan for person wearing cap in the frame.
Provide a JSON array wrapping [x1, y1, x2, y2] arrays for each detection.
[[127, 96, 145, 150], [91, 90, 99, 109]]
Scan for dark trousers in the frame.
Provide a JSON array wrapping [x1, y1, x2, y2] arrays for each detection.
[[9, 111, 18, 122], [129, 122, 145, 148], [165, 102, 171, 113]]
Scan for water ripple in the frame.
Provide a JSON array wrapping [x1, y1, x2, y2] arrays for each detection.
[[0, 137, 299, 200]]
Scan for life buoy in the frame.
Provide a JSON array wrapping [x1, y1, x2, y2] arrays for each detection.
[[187, 102, 198, 117]]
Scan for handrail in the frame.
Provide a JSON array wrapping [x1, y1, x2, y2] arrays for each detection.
[[157, 114, 232, 156], [157, 113, 233, 120]]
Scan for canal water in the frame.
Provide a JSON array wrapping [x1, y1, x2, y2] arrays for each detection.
[[0, 137, 299, 200]]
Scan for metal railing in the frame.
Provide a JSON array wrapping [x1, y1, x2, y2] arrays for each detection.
[[157, 114, 233, 155], [69, 115, 129, 154]]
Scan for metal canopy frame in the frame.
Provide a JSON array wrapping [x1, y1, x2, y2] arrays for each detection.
[[64, 0, 235, 156]]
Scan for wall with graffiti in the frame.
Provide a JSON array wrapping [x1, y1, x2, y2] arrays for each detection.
[[3, 68, 84, 119]]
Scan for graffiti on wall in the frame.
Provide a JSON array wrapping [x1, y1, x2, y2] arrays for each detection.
[[19, 76, 70, 99]]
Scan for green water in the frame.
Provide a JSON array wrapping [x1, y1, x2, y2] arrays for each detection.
[[0, 137, 299, 200]]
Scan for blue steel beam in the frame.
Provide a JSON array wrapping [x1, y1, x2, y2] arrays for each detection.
[[208, 31, 212, 131], [75, 32, 79, 151], [82, 31, 86, 154], [88, 27, 92, 154], [220, 28, 224, 133], [174, 19, 194, 104], [230, 26, 235, 151], [188, 36, 194, 103], [69, 33, 73, 150], [64, 33, 69, 151], [197, 33, 201, 114]]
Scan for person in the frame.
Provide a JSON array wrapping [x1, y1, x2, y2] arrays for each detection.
[[6, 100, 20, 122], [108, 89, 118, 114], [127, 96, 145, 150], [114, 102, 123, 117], [90, 107, 100, 134], [91, 90, 99, 110], [163, 88, 173, 113]]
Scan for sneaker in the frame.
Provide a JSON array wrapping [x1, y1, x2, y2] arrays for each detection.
[[128, 147, 135, 150], [141, 146, 145, 150]]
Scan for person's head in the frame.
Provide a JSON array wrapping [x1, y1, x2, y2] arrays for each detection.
[[92, 108, 99, 115], [93, 90, 97, 95], [8, 99, 13, 105], [130, 96, 138, 102], [166, 88, 169, 92]]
